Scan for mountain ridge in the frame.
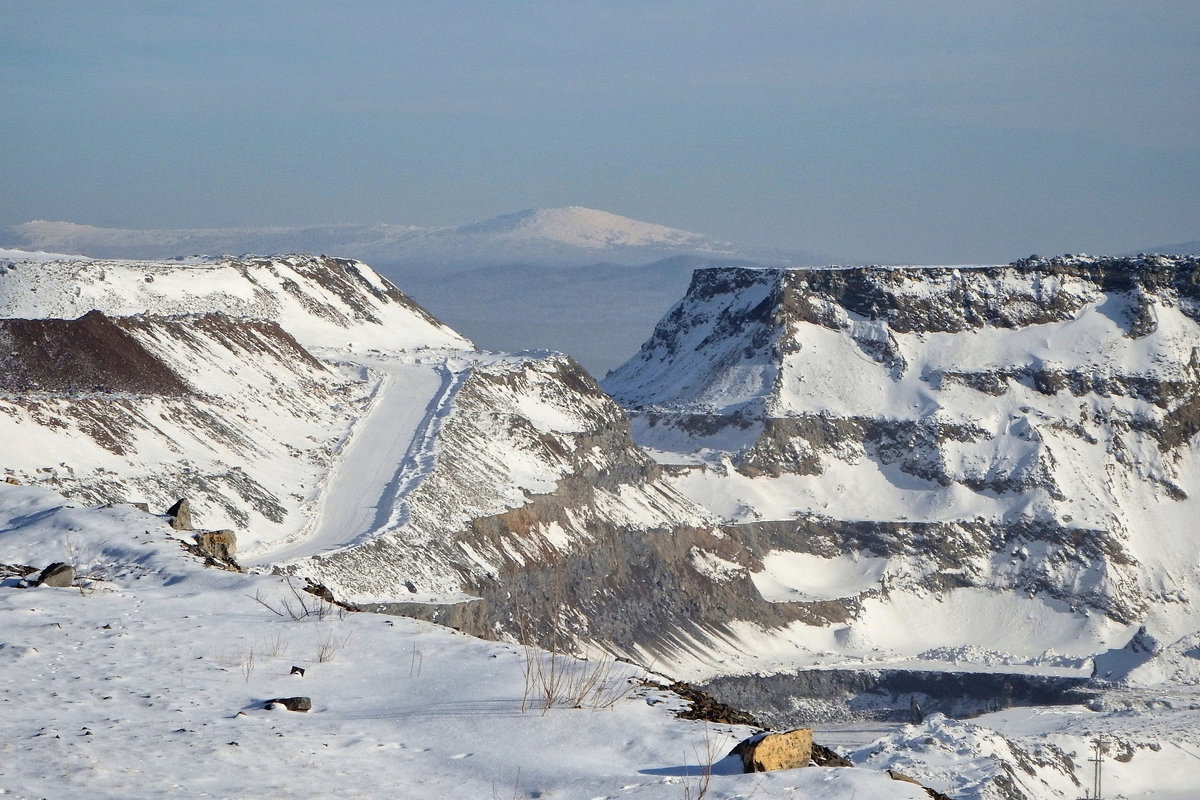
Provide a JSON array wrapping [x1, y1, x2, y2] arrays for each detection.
[[603, 254, 1200, 673]]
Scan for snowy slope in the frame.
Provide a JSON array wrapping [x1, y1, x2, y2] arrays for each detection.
[[603, 256, 1200, 686], [0, 252, 468, 352], [4, 476, 1198, 799], [0, 251, 787, 671], [0, 253, 471, 551], [0, 482, 946, 800]]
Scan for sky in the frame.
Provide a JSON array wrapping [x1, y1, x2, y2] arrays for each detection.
[[1, 1, 1197, 264]]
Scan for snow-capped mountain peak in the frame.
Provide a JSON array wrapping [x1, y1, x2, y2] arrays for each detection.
[[455, 206, 731, 251]]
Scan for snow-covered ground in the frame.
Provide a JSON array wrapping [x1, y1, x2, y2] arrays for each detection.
[[4, 484, 1199, 799], [0, 483, 936, 800]]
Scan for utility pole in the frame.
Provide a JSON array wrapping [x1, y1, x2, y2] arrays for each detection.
[[1078, 737, 1103, 799]]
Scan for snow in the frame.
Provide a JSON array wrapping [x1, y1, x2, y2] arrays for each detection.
[[0, 247, 83, 261], [243, 358, 459, 565], [0, 253, 470, 353], [4, 250, 1200, 797], [751, 552, 889, 602], [0, 482, 936, 800], [664, 457, 1016, 524]]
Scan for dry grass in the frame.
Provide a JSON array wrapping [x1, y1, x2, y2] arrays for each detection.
[[250, 579, 347, 622]]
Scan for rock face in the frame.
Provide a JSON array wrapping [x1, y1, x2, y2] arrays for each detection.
[[731, 729, 813, 772], [604, 255, 1200, 672], [274, 353, 803, 655], [194, 530, 237, 563]]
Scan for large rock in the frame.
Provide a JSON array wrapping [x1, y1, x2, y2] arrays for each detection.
[[35, 562, 75, 588], [731, 728, 813, 772], [194, 530, 237, 562], [166, 498, 193, 531], [266, 696, 311, 712]]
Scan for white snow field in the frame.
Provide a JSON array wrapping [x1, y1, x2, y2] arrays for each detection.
[[0, 483, 934, 800]]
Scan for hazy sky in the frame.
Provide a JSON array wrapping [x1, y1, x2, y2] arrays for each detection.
[[3, 1, 1197, 263]]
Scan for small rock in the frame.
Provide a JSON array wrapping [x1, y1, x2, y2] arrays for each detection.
[[731, 728, 813, 772], [290, 666, 305, 677], [4, 476, 19, 485], [266, 696, 312, 712], [889, 770, 921, 786], [811, 743, 852, 768], [166, 498, 193, 531], [36, 562, 75, 588], [130, 502, 149, 512]]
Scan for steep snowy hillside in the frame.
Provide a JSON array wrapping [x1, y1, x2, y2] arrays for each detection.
[[0, 253, 467, 545], [604, 256, 1200, 682]]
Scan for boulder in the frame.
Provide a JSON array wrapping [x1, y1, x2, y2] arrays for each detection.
[[266, 696, 311, 712], [888, 771, 954, 800], [811, 743, 852, 768], [889, 770, 922, 786], [166, 498, 193, 531], [731, 728, 813, 772], [4, 476, 19, 485], [194, 530, 237, 562], [36, 562, 75, 588]]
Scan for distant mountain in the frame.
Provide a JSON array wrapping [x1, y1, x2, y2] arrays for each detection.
[[1133, 240, 1200, 256], [1, 207, 819, 270]]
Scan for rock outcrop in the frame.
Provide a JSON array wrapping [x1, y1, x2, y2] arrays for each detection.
[[166, 499, 193, 531], [194, 530, 237, 563], [273, 353, 804, 656], [265, 696, 311, 712]]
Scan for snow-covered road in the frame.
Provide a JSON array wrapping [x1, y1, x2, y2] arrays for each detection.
[[245, 357, 464, 565]]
